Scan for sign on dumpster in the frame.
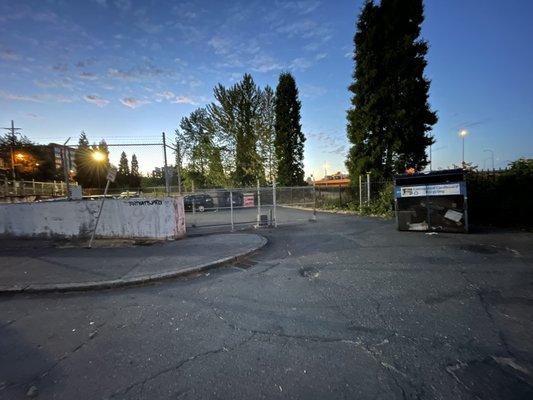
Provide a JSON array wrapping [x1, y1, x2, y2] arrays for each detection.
[[243, 193, 255, 207], [395, 183, 462, 198]]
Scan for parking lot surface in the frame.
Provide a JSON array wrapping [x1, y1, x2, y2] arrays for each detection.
[[1, 211, 532, 399]]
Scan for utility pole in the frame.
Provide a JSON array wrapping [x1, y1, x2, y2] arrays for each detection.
[[162, 132, 170, 196], [62, 138, 71, 199], [1, 120, 22, 180]]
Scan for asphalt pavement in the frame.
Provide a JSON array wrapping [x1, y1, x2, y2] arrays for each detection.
[[1, 210, 532, 399], [0, 233, 267, 293]]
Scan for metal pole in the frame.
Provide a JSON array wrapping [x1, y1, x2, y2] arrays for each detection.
[[311, 178, 317, 222], [162, 132, 170, 196], [273, 181, 277, 227], [88, 179, 110, 248], [176, 141, 182, 194], [366, 173, 371, 204], [256, 179, 261, 226], [462, 136, 465, 168], [230, 189, 234, 232], [191, 180, 195, 221], [359, 175, 362, 212], [62, 138, 71, 199]]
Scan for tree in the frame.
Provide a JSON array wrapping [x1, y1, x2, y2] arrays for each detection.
[[129, 154, 141, 188], [73, 132, 92, 188], [275, 72, 306, 186], [176, 108, 216, 188], [208, 74, 264, 187], [257, 85, 277, 183], [117, 151, 130, 187], [346, 0, 437, 180]]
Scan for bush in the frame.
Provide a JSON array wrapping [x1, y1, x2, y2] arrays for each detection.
[[467, 158, 533, 228]]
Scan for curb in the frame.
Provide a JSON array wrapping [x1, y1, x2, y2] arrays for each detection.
[[0, 235, 268, 295]]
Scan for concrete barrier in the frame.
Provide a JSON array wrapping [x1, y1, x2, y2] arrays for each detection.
[[0, 197, 186, 239]]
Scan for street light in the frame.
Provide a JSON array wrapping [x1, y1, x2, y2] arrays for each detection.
[[92, 150, 106, 162], [459, 129, 468, 168]]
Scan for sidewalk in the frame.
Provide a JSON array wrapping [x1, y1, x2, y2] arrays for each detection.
[[0, 233, 267, 294]]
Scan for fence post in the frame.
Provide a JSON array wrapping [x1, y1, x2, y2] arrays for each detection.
[[273, 181, 277, 227], [311, 179, 317, 222], [191, 181, 196, 222], [366, 173, 371, 204], [162, 132, 170, 196], [32, 179, 36, 195], [256, 179, 261, 226], [230, 189, 235, 232], [359, 175, 362, 212]]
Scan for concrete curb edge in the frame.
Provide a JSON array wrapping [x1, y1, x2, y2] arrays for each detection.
[[0, 235, 268, 295]]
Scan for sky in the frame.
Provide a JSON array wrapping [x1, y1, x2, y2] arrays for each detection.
[[0, 0, 532, 177]]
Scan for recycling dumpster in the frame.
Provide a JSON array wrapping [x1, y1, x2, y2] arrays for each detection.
[[394, 169, 468, 233]]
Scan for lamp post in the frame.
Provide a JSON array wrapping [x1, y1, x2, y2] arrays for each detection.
[[459, 129, 468, 168], [483, 149, 494, 171]]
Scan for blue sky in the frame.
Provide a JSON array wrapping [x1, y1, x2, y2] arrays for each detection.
[[1, 0, 532, 176]]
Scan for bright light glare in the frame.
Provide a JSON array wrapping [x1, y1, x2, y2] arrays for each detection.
[[459, 129, 468, 137], [92, 150, 106, 162], [15, 153, 24, 160]]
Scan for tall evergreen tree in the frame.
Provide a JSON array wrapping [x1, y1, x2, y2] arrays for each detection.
[[275, 72, 305, 186], [117, 151, 130, 187], [346, 0, 437, 180], [73, 131, 92, 188], [130, 154, 141, 188]]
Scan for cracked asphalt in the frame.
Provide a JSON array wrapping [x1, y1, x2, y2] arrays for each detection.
[[1, 212, 533, 399]]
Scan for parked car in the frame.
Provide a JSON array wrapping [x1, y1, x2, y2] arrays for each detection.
[[183, 194, 214, 212], [216, 191, 244, 208]]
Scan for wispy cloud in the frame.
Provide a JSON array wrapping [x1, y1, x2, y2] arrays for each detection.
[[156, 91, 175, 101], [289, 57, 313, 71], [172, 96, 197, 105], [34, 78, 73, 89], [308, 131, 347, 155], [84, 94, 109, 107], [208, 36, 232, 55], [300, 84, 327, 98], [0, 90, 75, 103], [120, 97, 150, 108], [0, 49, 20, 61], [108, 64, 171, 81], [282, 1, 321, 15], [79, 71, 98, 80]]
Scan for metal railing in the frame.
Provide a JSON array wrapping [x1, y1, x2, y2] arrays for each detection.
[[0, 179, 72, 199]]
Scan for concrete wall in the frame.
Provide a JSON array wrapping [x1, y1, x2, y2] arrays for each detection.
[[0, 197, 186, 239]]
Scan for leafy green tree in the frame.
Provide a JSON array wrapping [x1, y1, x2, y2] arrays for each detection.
[[257, 85, 277, 183], [346, 0, 437, 180], [208, 74, 264, 187], [176, 108, 216, 188], [275, 72, 306, 186], [116, 151, 130, 188]]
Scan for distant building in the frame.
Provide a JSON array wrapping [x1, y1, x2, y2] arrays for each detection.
[[314, 171, 350, 187], [48, 143, 76, 175], [0, 143, 76, 181]]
